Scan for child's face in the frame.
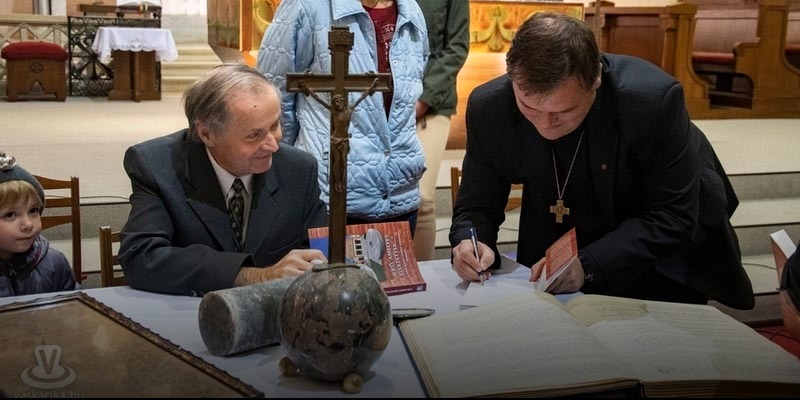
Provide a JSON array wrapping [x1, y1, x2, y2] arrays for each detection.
[[0, 197, 43, 262]]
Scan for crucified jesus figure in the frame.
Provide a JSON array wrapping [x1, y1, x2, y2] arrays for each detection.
[[297, 78, 381, 194]]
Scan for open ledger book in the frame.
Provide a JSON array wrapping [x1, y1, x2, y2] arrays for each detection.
[[399, 292, 800, 397]]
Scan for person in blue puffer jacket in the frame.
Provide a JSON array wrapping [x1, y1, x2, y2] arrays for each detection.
[[256, 0, 428, 234], [0, 152, 79, 297]]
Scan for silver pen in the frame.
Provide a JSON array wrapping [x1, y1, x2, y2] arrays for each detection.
[[469, 227, 484, 285]]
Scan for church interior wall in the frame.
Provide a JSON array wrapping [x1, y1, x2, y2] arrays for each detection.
[[2, 1, 679, 17]]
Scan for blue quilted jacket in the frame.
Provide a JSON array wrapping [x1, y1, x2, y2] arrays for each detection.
[[256, 0, 428, 220]]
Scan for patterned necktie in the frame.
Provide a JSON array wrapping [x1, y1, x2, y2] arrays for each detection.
[[228, 178, 245, 252]]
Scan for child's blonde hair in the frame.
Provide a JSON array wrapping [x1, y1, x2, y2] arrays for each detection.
[[0, 180, 44, 211]]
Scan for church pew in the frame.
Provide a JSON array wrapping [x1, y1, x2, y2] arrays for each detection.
[[688, 0, 800, 116], [585, 2, 713, 119], [690, 0, 800, 69], [588, 0, 800, 118]]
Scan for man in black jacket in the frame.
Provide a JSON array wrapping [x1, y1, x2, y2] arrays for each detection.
[[449, 12, 754, 310]]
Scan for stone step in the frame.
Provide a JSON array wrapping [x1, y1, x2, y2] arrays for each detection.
[[732, 197, 800, 228], [728, 172, 800, 201], [162, 74, 204, 93], [160, 44, 221, 93], [166, 44, 219, 60], [162, 60, 221, 77], [731, 195, 800, 256]]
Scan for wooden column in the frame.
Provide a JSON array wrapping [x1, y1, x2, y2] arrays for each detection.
[[108, 50, 160, 102]]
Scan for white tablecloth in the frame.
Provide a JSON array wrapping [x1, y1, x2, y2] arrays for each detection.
[[91, 26, 178, 63]]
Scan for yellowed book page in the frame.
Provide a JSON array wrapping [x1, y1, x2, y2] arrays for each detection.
[[565, 295, 800, 385], [399, 292, 636, 398]]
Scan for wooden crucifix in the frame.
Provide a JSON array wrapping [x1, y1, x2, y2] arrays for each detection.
[[286, 26, 392, 265]]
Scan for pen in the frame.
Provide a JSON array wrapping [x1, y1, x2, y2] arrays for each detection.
[[469, 227, 484, 285]]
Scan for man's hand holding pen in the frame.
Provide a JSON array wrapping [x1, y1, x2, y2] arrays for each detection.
[[451, 227, 493, 283]]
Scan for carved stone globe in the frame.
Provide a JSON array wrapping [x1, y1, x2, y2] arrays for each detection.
[[278, 264, 392, 384]]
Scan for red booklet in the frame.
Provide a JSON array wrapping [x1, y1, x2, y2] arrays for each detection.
[[537, 228, 578, 291], [307, 221, 427, 296]]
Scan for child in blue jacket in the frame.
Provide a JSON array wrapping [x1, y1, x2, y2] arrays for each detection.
[[0, 152, 78, 297]]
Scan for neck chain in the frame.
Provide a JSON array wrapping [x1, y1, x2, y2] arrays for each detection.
[[549, 130, 584, 223]]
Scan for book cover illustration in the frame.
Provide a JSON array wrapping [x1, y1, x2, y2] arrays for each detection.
[[537, 227, 578, 291], [307, 221, 426, 296]]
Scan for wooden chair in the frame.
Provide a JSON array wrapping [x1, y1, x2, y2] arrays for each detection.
[[450, 166, 522, 212], [33, 175, 82, 282], [99, 226, 126, 287]]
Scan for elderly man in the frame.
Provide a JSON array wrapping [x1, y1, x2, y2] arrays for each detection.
[[119, 63, 328, 296]]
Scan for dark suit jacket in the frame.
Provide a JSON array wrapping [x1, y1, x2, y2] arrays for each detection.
[[119, 130, 327, 296], [451, 54, 754, 310]]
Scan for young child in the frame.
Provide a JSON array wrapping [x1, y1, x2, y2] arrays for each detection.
[[0, 152, 79, 297]]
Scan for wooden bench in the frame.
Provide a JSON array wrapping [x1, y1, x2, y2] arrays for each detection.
[[588, 0, 800, 118], [585, 2, 713, 119], [688, 0, 800, 116]]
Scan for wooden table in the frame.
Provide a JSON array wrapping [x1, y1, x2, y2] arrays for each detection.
[[91, 27, 177, 102]]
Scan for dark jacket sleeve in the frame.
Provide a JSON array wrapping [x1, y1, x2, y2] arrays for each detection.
[[118, 144, 249, 296]]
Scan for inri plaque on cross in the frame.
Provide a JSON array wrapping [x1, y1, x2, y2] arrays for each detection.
[[286, 26, 392, 265]]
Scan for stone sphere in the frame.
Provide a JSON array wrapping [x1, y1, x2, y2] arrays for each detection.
[[279, 264, 392, 382]]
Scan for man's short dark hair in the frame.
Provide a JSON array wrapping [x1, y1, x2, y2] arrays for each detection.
[[506, 12, 600, 94]]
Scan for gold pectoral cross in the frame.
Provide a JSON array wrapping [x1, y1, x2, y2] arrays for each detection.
[[549, 199, 570, 223]]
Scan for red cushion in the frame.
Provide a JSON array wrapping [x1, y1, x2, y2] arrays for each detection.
[[692, 50, 735, 65], [1, 41, 67, 61]]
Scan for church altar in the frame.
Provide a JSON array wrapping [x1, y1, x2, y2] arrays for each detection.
[[91, 26, 178, 101]]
